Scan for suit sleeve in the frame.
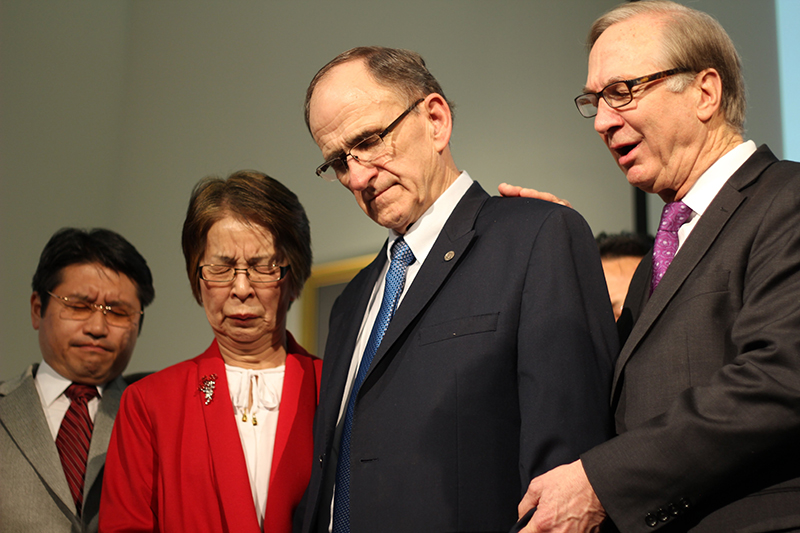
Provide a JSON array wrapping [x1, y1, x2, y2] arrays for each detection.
[[582, 174, 800, 532], [518, 205, 618, 481], [99, 383, 159, 532]]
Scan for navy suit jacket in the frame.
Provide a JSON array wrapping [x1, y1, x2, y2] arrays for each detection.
[[296, 181, 618, 533], [583, 146, 800, 532]]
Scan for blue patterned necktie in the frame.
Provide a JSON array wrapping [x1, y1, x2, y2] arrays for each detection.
[[332, 238, 415, 533]]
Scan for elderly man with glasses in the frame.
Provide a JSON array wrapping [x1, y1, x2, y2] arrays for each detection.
[[501, 1, 800, 532], [295, 46, 619, 533], [0, 227, 154, 533]]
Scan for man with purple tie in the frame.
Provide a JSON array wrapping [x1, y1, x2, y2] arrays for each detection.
[[508, 2, 800, 531]]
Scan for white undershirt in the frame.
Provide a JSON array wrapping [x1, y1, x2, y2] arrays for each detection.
[[34, 360, 105, 440], [676, 140, 757, 251], [225, 364, 284, 527]]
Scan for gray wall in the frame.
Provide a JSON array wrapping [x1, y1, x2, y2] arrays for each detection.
[[0, 1, 781, 377]]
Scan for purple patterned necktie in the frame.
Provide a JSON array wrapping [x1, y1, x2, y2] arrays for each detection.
[[56, 383, 98, 515], [651, 200, 692, 294]]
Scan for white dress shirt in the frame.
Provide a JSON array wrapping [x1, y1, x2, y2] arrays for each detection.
[[677, 140, 757, 251], [34, 360, 105, 440]]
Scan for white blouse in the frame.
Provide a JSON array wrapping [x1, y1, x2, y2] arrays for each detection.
[[225, 364, 285, 527]]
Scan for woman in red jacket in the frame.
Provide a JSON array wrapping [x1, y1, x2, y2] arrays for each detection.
[[101, 171, 321, 533]]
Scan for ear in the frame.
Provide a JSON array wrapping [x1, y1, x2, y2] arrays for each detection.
[[695, 68, 723, 123], [422, 93, 453, 152], [31, 292, 43, 330]]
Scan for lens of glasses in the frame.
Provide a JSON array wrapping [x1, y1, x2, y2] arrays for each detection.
[[349, 134, 385, 161], [575, 94, 599, 118], [603, 81, 633, 107]]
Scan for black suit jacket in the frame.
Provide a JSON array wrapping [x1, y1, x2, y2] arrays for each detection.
[[583, 146, 800, 532], [296, 181, 618, 533]]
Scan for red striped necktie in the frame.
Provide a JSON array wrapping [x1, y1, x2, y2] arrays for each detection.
[[56, 383, 99, 515]]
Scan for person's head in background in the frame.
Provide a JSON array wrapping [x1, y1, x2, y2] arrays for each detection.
[[596, 232, 653, 320]]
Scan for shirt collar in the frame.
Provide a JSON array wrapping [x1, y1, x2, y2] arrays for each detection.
[[387, 171, 473, 266], [682, 140, 756, 216], [36, 359, 106, 406]]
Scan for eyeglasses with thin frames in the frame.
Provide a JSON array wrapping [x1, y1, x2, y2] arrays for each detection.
[[574, 68, 692, 118], [315, 98, 425, 182], [198, 264, 290, 284], [47, 291, 142, 328]]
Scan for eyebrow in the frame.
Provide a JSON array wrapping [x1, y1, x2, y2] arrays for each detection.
[[62, 292, 135, 308], [582, 75, 629, 94], [207, 254, 277, 266]]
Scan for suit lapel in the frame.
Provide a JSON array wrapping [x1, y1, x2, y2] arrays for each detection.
[[320, 250, 386, 442], [361, 182, 488, 390], [197, 344, 260, 532], [0, 368, 74, 510], [85, 375, 124, 495], [612, 147, 777, 395]]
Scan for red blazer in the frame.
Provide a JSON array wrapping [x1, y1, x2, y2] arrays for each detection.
[[100, 336, 321, 533]]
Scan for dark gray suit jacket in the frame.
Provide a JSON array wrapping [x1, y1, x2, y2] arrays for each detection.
[[0, 364, 125, 533], [583, 145, 800, 532], [296, 181, 618, 533]]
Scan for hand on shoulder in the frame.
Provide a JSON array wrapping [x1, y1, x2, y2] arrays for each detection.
[[498, 183, 572, 208]]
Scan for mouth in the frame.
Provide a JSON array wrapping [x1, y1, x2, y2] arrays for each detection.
[[228, 314, 259, 322], [611, 141, 640, 166], [73, 343, 111, 354]]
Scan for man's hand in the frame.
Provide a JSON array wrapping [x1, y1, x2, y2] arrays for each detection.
[[498, 183, 572, 208], [519, 460, 606, 533]]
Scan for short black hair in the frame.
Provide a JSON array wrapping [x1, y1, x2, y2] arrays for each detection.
[[32, 228, 155, 330], [596, 232, 654, 259]]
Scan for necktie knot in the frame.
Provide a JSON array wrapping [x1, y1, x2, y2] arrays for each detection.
[[390, 238, 415, 267], [65, 383, 99, 403], [659, 201, 692, 232]]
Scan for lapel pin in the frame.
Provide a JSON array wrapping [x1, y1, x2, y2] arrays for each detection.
[[199, 374, 218, 405], [444, 251, 455, 261]]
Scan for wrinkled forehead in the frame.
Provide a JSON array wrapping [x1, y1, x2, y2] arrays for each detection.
[[308, 61, 405, 152]]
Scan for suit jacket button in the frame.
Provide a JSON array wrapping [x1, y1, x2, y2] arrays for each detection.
[[318, 454, 324, 466], [657, 508, 669, 522], [668, 503, 680, 516], [645, 513, 657, 527], [679, 497, 691, 510]]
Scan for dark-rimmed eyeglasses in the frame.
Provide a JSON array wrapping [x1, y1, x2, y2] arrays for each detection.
[[47, 291, 142, 327], [198, 264, 290, 284], [315, 98, 425, 182], [574, 68, 692, 118]]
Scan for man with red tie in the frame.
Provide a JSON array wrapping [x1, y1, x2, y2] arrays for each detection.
[[0, 228, 154, 533]]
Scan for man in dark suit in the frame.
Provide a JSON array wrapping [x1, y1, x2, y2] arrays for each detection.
[[514, 1, 800, 531], [296, 46, 618, 533], [0, 228, 154, 533]]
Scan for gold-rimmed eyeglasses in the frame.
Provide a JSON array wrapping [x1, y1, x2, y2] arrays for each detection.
[[47, 291, 142, 327], [315, 98, 425, 182]]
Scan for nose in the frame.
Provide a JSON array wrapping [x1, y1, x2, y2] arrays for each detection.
[[593, 99, 624, 135], [83, 308, 110, 337], [231, 270, 255, 300], [344, 157, 379, 192]]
